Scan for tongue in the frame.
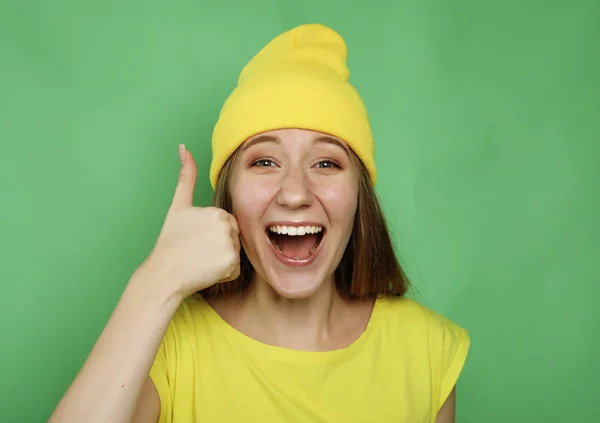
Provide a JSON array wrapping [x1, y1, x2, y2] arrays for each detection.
[[274, 234, 318, 259]]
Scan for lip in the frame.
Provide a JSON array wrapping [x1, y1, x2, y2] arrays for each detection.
[[264, 221, 326, 267]]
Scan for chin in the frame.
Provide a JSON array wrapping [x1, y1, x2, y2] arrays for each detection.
[[267, 280, 322, 300], [262, 269, 333, 300]]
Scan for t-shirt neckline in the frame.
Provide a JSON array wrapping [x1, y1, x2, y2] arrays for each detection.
[[196, 294, 384, 364]]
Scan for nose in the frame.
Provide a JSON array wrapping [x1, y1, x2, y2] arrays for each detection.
[[276, 166, 313, 210]]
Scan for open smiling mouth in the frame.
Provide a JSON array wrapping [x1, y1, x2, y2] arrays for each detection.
[[266, 225, 325, 265]]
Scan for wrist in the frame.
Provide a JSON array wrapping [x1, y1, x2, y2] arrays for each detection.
[[128, 259, 185, 312]]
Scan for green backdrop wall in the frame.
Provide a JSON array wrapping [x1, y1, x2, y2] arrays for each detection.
[[1, 1, 599, 422]]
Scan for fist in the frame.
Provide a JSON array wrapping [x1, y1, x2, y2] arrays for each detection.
[[144, 144, 241, 299]]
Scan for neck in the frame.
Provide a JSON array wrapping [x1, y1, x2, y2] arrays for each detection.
[[236, 276, 352, 351]]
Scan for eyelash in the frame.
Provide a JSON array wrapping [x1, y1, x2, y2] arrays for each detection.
[[314, 160, 341, 169], [251, 159, 341, 169], [252, 158, 277, 167]]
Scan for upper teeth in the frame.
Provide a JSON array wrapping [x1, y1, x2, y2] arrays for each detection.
[[269, 225, 323, 236]]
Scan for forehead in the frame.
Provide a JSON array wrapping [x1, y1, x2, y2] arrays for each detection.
[[241, 128, 350, 153]]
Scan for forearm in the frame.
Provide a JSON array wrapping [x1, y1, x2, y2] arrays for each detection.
[[48, 264, 181, 423]]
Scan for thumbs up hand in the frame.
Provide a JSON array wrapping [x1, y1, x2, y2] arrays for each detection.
[[142, 144, 241, 300]]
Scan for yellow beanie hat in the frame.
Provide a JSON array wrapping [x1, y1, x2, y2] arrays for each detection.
[[210, 23, 376, 188]]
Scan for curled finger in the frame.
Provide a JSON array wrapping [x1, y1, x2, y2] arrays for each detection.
[[221, 263, 241, 283]]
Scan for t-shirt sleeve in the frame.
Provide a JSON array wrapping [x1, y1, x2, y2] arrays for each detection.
[[436, 315, 470, 410], [149, 326, 174, 423]]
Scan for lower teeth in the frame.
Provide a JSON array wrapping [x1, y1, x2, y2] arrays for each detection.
[[273, 244, 318, 256]]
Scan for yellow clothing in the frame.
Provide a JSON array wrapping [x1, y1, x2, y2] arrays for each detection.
[[150, 295, 470, 423]]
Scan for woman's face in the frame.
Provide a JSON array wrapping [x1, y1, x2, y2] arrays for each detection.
[[230, 128, 359, 299]]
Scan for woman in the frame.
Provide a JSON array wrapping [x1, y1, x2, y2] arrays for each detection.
[[49, 24, 469, 423]]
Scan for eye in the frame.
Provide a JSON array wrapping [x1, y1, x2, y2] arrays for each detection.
[[252, 159, 277, 167], [314, 160, 341, 169]]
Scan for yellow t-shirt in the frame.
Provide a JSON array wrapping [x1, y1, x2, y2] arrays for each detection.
[[150, 295, 470, 423]]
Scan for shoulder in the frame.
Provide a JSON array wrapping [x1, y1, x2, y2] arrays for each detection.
[[375, 295, 470, 408], [376, 295, 460, 325], [375, 295, 470, 357], [149, 296, 213, 422], [161, 294, 215, 343]]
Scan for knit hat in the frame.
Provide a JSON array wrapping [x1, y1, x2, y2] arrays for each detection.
[[209, 23, 376, 188]]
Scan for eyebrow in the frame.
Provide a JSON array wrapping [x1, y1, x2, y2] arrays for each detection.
[[241, 134, 349, 155], [314, 135, 350, 155], [240, 135, 278, 151]]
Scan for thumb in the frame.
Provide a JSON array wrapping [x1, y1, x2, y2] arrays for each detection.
[[170, 144, 197, 211]]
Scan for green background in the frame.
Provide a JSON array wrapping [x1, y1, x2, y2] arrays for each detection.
[[1, 0, 599, 422]]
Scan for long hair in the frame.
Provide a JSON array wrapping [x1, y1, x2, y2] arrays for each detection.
[[200, 148, 410, 300]]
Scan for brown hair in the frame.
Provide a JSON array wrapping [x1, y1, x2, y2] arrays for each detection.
[[200, 148, 410, 300]]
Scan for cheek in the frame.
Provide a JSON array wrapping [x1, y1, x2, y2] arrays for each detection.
[[231, 181, 273, 235], [317, 184, 358, 227]]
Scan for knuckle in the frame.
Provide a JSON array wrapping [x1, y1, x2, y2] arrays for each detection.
[[217, 220, 231, 234], [211, 207, 229, 221], [230, 264, 240, 279], [227, 249, 238, 264], [177, 167, 191, 184]]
